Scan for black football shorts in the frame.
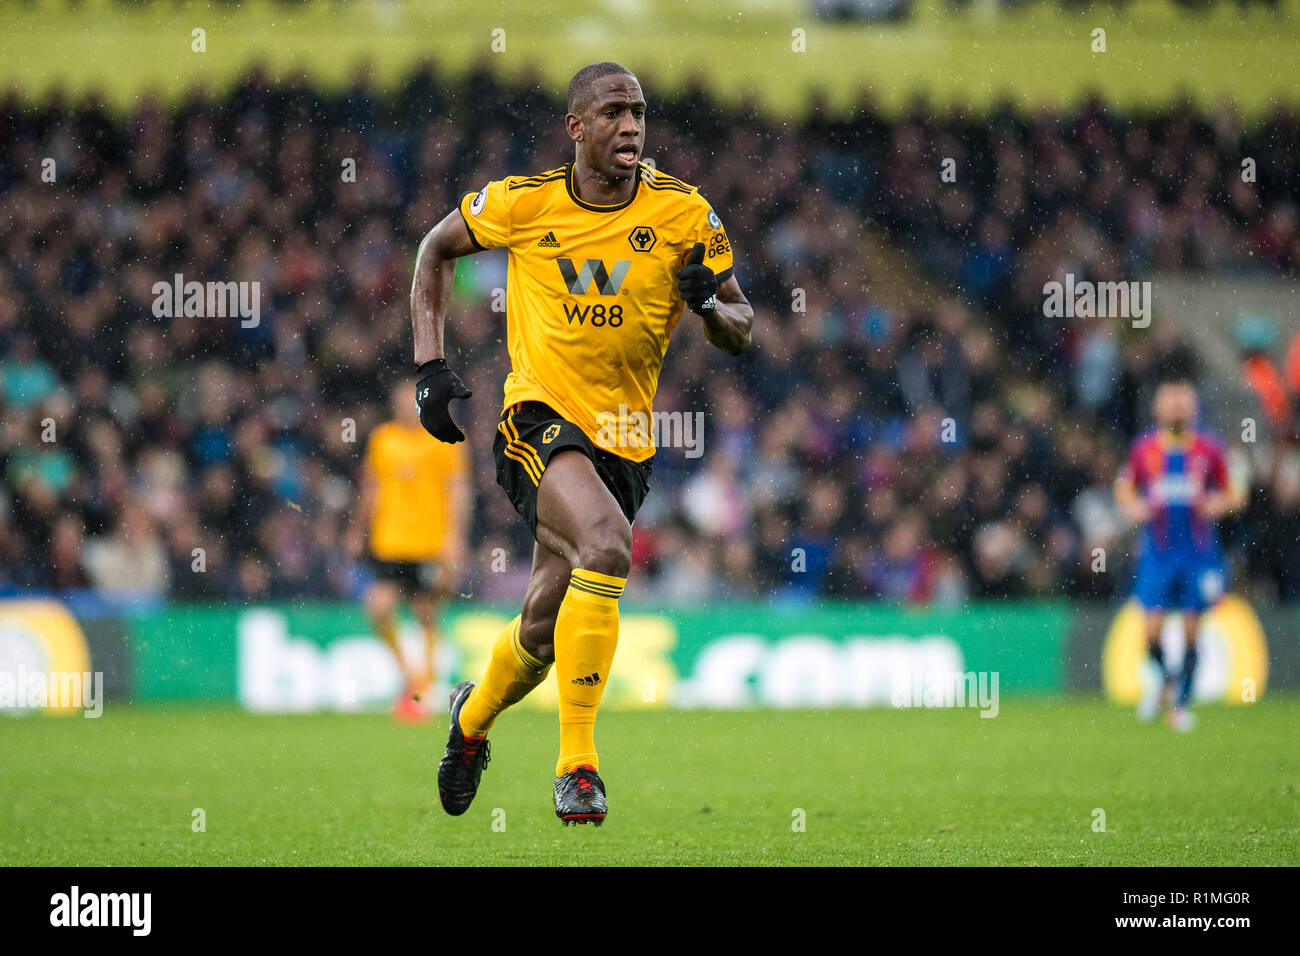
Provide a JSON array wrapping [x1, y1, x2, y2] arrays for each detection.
[[493, 401, 652, 538], [370, 559, 442, 592]]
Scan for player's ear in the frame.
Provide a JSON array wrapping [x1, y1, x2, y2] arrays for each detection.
[[565, 112, 582, 143]]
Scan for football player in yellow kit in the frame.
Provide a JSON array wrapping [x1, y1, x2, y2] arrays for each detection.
[[409, 62, 752, 824], [347, 380, 470, 722]]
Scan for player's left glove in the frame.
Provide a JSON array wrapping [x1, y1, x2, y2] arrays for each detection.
[[415, 358, 472, 444], [676, 242, 718, 317]]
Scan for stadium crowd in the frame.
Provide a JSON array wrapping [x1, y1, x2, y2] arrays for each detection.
[[2, 62, 1298, 606]]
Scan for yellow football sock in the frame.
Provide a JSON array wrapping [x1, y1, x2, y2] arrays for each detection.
[[418, 622, 438, 693], [554, 569, 624, 776], [459, 615, 550, 737]]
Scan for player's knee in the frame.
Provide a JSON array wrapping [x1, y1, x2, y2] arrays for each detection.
[[411, 599, 436, 628], [365, 584, 398, 619], [576, 517, 632, 578]]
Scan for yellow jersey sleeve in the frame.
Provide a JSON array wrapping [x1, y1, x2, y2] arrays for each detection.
[[459, 179, 513, 250], [689, 194, 735, 284]]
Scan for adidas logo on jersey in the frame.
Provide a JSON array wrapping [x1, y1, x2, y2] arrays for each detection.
[[538, 231, 561, 248], [571, 672, 601, 686]]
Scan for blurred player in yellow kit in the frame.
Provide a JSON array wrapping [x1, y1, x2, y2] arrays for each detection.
[[347, 380, 471, 722]]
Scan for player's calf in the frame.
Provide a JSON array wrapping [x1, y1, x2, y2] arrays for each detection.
[[517, 546, 572, 665]]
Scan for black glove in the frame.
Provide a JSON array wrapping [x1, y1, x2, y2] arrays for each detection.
[[676, 242, 718, 316], [415, 358, 472, 443]]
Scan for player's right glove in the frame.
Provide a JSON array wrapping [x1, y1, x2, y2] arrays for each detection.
[[415, 358, 473, 443]]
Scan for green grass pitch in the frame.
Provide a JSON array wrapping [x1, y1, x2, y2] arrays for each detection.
[[3, 698, 1297, 866]]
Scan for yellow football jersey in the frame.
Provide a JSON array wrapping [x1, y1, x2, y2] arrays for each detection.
[[457, 161, 735, 462], [364, 421, 469, 561]]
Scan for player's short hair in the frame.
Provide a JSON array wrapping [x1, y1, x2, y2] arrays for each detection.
[[567, 62, 635, 115], [1154, 363, 1196, 389]]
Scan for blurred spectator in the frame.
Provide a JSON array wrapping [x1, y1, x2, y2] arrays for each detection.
[[81, 507, 169, 599]]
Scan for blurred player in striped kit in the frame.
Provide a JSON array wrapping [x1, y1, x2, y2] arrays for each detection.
[[1115, 375, 1246, 731]]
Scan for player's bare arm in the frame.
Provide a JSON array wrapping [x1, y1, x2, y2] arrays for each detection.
[[345, 465, 377, 558], [410, 210, 479, 365], [410, 210, 477, 443], [699, 275, 753, 355], [676, 242, 752, 355], [444, 468, 472, 574], [1198, 482, 1247, 521], [1114, 474, 1150, 525]]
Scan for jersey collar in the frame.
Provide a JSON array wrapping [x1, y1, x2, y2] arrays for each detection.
[[565, 162, 639, 213]]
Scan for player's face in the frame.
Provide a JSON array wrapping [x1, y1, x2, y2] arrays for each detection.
[[1154, 384, 1197, 434], [575, 76, 646, 181]]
